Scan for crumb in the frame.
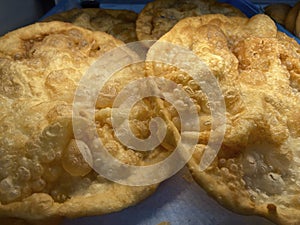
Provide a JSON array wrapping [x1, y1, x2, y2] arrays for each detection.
[[157, 222, 171, 225]]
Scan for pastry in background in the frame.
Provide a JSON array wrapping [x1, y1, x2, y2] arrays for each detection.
[[264, 3, 291, 25], [284, 2, 300, 34], [264, 1, 300, 38], [44, 8, 138, 43], [136, 0, 245, 41]]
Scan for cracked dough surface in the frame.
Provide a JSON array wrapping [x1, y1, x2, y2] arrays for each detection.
[[0, 21, 167, 223], [146, 14, 300, 225], [136, 0, 245, 41]]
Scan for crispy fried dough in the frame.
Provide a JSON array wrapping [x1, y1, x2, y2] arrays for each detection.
[[146, 14, 300, 225], [44, 8, 138, 43], [136, 0, 245, 41], [0, 21, 166, 222]]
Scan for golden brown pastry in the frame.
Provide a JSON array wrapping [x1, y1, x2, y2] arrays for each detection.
[[146, 14, 300, 225], [44, 8, 138, 43], [0, 21, 170, 223], [136, 0, 245, 41]]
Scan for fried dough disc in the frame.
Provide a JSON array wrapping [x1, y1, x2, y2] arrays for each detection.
[[146, 14, 300, 225], [0, 21, 168, 222], [136, 0, 245, 41], [44, 8, 138, 43]]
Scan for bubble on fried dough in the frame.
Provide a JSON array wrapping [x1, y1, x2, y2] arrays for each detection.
[[0, 177, 21, 203], [62, 139, 92, 177]]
